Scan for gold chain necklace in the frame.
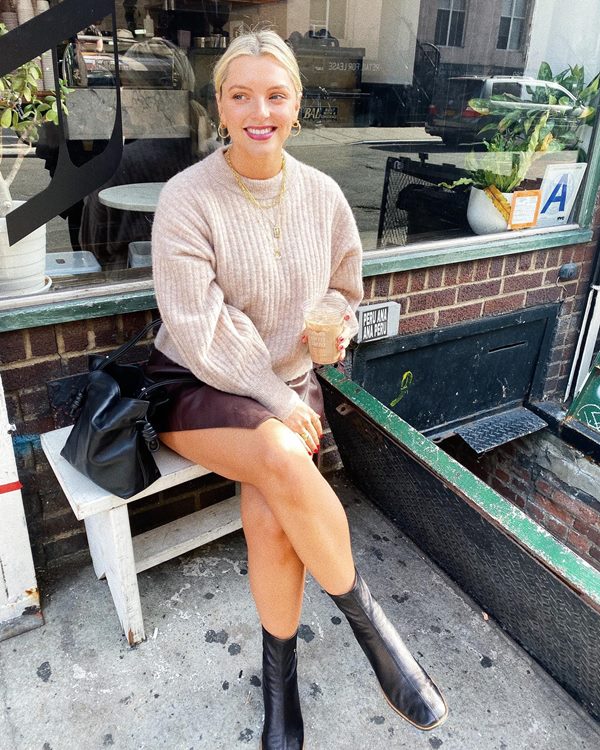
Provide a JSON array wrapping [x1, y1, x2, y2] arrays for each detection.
[[224, 149, 286, 259]]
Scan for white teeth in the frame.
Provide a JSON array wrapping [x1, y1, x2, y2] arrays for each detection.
[[247, 127, 272, 135]]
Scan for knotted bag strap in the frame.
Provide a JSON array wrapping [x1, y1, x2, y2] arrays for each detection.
[[93, 318, 163, 371]]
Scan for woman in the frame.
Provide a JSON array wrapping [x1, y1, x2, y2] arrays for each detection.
[[148, 30, 447, 749]]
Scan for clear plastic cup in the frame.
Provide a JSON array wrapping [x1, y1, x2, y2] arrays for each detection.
[[302, 296, 347, 365]]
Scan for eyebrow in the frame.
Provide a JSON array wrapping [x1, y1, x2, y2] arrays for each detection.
[[227, 84, 292, 92]]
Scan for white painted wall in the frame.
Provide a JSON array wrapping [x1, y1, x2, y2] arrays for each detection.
[[0, 374, 40, 637], [526, 0, 600, 77]]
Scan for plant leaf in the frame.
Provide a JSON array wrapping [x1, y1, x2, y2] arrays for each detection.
[[467, 98, 490, 114], [0, 108, 12, 128], [538, 62, 553, 81]]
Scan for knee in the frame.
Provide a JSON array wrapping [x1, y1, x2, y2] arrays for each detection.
[[259, 427, 311, 486]]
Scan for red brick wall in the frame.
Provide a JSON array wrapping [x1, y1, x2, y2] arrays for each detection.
[[442, 436, 600, 571]]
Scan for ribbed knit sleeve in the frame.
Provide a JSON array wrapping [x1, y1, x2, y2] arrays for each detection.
[[327, 187, 364, 338], [152, 175, 301, 420]]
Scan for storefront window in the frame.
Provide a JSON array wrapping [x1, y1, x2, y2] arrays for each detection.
[[1, 0, 599, 303]]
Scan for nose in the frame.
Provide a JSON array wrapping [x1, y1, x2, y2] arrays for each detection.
[[253, 96, 270, 120]]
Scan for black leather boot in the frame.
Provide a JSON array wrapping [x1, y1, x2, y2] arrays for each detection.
[[261, 627, 304, 750], [329, 570, 448, 731]]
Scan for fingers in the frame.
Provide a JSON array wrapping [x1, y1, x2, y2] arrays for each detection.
[[302, 412, 322, 453], [283, 404, 322, 455], [336, 332, 349, 362]]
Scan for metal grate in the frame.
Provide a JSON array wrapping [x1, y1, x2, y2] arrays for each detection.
[[455, 406, 548, 453]]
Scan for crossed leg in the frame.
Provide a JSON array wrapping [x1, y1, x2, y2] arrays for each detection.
[[160, 418, 356, 634], [162, 417, 448, 734], [241, 483, 305, 638]]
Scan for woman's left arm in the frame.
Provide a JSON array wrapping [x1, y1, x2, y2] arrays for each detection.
[[326, 190, 364, 348]]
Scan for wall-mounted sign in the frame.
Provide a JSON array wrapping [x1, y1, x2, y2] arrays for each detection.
[[537, 162, 587, 228], [356, 301, 401, 343]]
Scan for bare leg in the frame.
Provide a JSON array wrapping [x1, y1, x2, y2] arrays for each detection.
[[161, 419, 355, 595], [241, 483, 305, 639], [162, 421, 448, 732]]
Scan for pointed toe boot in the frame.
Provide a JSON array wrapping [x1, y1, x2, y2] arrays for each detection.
[[260, 627, 304, 750], [329, 570, 448, 731]]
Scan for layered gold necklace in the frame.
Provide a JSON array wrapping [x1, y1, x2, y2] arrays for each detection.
[[224, 149, 287, 259]]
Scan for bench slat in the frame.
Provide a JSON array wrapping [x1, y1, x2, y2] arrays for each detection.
[[132, 494, 242, 573], [40, 426, 212, 520]]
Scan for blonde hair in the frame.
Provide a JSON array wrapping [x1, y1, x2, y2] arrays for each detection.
[[213, 30, 302, 99]]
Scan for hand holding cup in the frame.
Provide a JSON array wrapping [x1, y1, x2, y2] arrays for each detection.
[[302, 297, 349, 365]]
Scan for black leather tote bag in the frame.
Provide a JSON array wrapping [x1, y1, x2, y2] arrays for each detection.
[[61, 319, 198, 499]]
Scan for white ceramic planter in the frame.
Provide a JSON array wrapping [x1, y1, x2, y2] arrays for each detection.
[[467, 186, 512, 235], [0, 201, 47, 298]]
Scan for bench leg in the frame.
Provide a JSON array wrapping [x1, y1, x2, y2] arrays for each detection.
[[84, 506, 145, 646]]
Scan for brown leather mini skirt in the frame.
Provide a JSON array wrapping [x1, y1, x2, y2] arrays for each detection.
[[145, 347, 324, 433]]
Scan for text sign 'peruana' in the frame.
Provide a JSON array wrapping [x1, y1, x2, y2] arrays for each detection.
[[356, 302, 401, 343]]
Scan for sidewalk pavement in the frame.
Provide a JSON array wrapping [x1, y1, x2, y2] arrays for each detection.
[[1, 472, 599, 750]]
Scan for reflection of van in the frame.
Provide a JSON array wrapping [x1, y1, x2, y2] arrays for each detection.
[[425, 76, 581, 145]]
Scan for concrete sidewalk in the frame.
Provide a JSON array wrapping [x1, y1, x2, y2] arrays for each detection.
[[1, 472, 599, 750]]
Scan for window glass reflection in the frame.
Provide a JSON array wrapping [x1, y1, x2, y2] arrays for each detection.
[[2, 0, 599, 301]]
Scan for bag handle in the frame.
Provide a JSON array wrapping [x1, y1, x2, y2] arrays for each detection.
[[94, 318, 163, 371], [138, 377, 199, 398]]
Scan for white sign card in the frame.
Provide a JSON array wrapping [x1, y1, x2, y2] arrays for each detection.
[[356, 302, 401, 343], [537, 162, 587, 228]]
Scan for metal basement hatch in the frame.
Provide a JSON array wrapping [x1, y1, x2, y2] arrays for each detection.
[[347, 304, 558, 453]]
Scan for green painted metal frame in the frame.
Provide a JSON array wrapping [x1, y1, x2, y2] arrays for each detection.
[[0, 291, 158, 333], [362, 227, 593, 277], [320, 364, 600, 609]]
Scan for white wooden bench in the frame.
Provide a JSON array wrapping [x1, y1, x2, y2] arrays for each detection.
[[41, 426, 242, 645]]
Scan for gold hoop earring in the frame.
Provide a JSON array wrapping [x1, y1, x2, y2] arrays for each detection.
[[291, 119, 302, 137], [217, 123, 229, 140]]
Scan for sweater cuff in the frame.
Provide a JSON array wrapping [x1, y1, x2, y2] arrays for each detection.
[[254, 375, 302, 421]]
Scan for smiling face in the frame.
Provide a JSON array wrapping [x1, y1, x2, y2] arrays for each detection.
[[217, 54, 301, 178]]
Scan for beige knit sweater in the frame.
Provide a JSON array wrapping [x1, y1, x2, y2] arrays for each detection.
[[152, 147, 363, 420]]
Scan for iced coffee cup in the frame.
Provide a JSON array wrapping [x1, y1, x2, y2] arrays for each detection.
[[303, 296, 347, 365]]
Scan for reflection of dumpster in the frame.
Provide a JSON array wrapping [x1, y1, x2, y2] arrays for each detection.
[[296, 46, 367, 128], [301, 89, 369, 127]]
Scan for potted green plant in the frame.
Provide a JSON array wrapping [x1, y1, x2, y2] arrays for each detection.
[[535, 61, 599, 158], [442, 84, 592, 234], [0, 22, 70, 297]]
